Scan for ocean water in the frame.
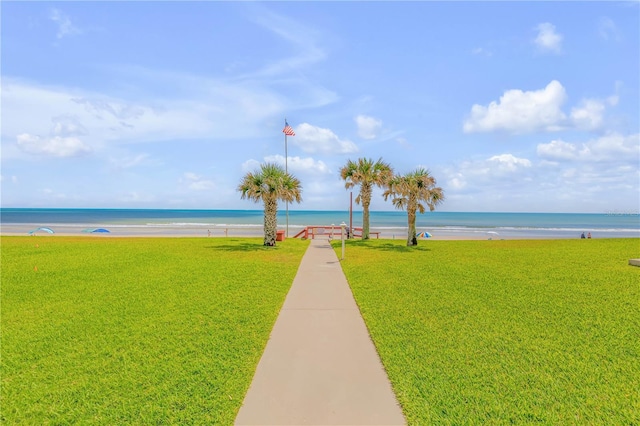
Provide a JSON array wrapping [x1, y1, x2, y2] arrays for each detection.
[[1, 208, 639, 239]]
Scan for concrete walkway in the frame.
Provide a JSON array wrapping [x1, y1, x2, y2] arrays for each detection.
[[235, 238, 405, 425]]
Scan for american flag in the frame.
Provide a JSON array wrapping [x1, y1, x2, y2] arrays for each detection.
[[282, 120, 295, 136]]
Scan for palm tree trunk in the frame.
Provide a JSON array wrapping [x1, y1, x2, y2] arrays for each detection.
[[263, 197, 278, 246], [361, 184, 372, 240], [407, 205, 417, 246]]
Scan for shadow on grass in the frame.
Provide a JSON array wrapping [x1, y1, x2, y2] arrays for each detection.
[[205, 241, 280, 252], [349, 241, 431, 253]]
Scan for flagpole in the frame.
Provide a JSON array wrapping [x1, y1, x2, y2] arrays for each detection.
[[285, 118, 289, 237]]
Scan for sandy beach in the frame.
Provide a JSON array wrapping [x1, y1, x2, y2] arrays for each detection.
[[0, 223, 606, 240]]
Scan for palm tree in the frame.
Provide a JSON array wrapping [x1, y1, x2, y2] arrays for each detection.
[[340, 158, 393, 240], [238, 163, 302, 246], [383, 168, 444, 246]]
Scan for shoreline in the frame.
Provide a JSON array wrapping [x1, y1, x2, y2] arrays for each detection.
[[2, 224, 638, 240]]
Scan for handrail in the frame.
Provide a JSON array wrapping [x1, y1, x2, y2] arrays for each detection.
[[291, 225, 379, 239]]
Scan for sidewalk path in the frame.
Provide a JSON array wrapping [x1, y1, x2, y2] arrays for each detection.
[[235, 238, 405, 425]]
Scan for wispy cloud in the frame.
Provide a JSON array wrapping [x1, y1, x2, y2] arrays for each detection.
[[355, 115, 382, 140], [245, 6, 327, 78], [598, 17, 622, 41], [0, 175, 19, 184], [471, 47, 492, 57], [1, 77, 281, 155], [180, 172, 216, 191], [108, 154, 160, 171], [49, 8, 82, 39]]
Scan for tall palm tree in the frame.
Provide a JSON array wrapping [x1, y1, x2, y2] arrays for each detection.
[[340, 158, 393, 240], [238, 163, 302, 246], [383, 168, 444, 246]]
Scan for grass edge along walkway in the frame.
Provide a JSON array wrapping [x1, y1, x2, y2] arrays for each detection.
[[235, 238, 405, 425]]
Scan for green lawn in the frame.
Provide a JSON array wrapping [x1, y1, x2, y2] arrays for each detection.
[[1, 236, 309, 424], [334, 238, 640, 424]]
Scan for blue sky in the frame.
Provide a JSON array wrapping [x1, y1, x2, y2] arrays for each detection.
[[2, 1, 639, 213]]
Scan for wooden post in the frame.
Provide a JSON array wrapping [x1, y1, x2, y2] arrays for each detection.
[[349, 191, 353, 239]]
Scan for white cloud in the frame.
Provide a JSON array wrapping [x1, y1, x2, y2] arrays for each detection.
[[292, 123, 358, 154], [17, 133, 91, 157], [263, 154, 331, 175], [598, 17, 622, 41], [355, 115, 382, 140], [463, 80, 567, 133], [49, 9, 82, 39], [180, 172, 216, 191], [537, 133, 640, 162], [533, 22, 563, 54], [570, 99, 606, 131], [240, 155, 330, 176], [241, 159, 262, 173], [488, 154, 532, 171], [440, 148, 639, 213], [444, 153, 533, 191], [536, 139, 582, 161]]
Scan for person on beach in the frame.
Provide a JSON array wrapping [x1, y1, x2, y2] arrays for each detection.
[[581, 232, 586, 239], [587, 232, 592, 239]]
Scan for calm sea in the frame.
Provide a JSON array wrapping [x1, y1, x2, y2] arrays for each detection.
[[1, 208, 639, 239]]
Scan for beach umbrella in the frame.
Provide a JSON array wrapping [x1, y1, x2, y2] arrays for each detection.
[[28, 227, 55, 235], [417, 231, 432, 238], [82, 228, 111, 233]]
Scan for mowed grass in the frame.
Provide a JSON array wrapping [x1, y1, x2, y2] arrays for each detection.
[[1, 236, 309, 424], [335, 238, 640, 424]]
